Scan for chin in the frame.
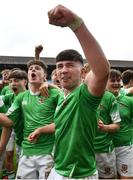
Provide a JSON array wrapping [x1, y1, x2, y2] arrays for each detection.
[[62, 83, 69, 88], [30, 80, 38, 83], [33, 81, 42, 85], [112, 90, 119, 96]]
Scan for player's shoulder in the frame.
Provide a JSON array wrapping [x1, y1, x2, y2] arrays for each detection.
[[16, 90, 29, 99]]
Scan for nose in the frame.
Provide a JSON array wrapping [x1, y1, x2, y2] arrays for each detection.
[[31, 68, 36, 72], [61, 66, 68, 73]]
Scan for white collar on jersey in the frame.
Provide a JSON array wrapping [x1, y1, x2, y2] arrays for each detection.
[[29, 89, 40, 96]]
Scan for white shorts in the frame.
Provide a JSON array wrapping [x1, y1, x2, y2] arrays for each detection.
[[115, 145, 133, 177], [48, 168, 98, 180], [16, 145, 22, 163], [6, 130, 15, 151], [95, 150, 116, 178], [16, 154, 54, 179]]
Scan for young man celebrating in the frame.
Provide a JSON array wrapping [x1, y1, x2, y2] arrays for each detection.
[[0, 61, 60, 179], [106, 69, 133, 179], [47, 4, 110, 179], [0, 69, 27, 178]]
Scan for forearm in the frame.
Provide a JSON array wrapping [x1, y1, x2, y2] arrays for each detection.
[[35, 53, 40, 61], [127, 87, 133, 94], [38, 123, 55, 134], [0, 127, 12, 151], [0, 113, 13, 127], [74, 23, 110, 80], [102, 123, 120, 133], [35, 45, 43, 61]]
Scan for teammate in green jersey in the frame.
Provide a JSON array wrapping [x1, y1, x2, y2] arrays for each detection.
[[0, 60, 60, 179], [0, 69, 27, 178], [51, 69, 61, 88], [106, 69, 133, 179], [120, 69, 133, 97], [94, 91, 121, 179], [1, 69, 12, 95], [46, 4, 110, 179], [81, 63, 120, 179]]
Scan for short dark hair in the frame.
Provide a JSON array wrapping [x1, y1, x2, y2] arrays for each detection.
[[11, 68, 21, 72], [122, 69, 133, 85], [9, 70, 28, 80], [56, 49, 83, 65], [27, 60, 47, 73], [1, 69, 11, 75], [109, 69, 121, 79]]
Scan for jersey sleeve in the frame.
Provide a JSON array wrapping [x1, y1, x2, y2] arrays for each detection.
[[81, 83, 102, 110], [110, 99, 121, 123], [49, 87, 61, 106], [120, 88, 130, 95], [6, 94, 22, 125], [130, 98, 133, 123], [0, 95, 8, 113]]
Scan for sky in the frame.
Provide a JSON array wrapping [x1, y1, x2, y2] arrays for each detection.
[[0, 0, 133, 61]]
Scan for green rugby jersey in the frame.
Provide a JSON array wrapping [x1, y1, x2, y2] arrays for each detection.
[[113, 94, 133, 147], [0, 93, 23, 146], [7, 88, 59, 155], [94, 91, 121, 153], [0, 93, 14, 136], [54, 83, 102, 178], [1, 85, 12, 95], [120, 87, 133, 97]]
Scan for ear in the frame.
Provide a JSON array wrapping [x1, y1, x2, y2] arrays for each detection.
[[129, 79, 133, 87], [24, 80, 28, 86], [43, 73, 47, 81], [81, 67, 86, 80]]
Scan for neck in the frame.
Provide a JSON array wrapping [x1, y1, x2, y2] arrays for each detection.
[[64, 82, 81, 96], [63, 89, 71, 96], [15, 87, 26, 95], [29, 83, 40, 93]]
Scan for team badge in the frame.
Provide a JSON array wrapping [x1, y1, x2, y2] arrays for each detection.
[[38, 97, 45, 104], [121, 164, 128, 174], [105, 167, 111, 174]]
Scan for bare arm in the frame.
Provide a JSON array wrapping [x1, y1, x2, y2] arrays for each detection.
[[98, 120, 120, 133], [125, 87, 133, 95], [39, 82, 60, 97], [48, 5, 110, 96], [0, 113, 13, 127], [75, 24, 109, 96], [0, 127, 12, 155], [35, 45, 43, 61], [28, 123, 55, 143]]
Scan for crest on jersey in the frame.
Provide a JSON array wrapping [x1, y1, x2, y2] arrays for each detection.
[[121, 164, 128, 173], [105, 167, 111, 174], [38, 97, 45, 104]]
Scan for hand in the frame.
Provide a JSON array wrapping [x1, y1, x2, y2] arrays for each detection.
[[98, 119, 108, 132], [98, 120, 104, 129], [39, 82, 49, 97], [35, 45, 43, 61], [48, 5, 77, 27], [28, 128, 41, 143], [48, 83, 60, 90]]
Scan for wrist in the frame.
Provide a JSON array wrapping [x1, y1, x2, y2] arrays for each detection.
[[69, 15, 84, 31]]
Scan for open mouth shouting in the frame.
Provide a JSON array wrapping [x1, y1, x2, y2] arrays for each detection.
[[31, 72, 36, 80], [12, 87, 18, 93]]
